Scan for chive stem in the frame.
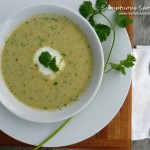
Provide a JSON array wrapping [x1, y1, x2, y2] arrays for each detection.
[[34, 117, 72, 150]]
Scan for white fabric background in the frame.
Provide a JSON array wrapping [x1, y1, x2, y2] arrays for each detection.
[[132, 46, 150, 140]]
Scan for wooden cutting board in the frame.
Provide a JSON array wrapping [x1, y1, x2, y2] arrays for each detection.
[[0, 0, 133, 149]]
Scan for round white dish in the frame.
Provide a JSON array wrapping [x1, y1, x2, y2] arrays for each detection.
[[0, 0, 132, 147], [0, 3, 104, 123]]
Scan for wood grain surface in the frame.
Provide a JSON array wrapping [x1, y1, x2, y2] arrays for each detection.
[[134, 0, 150, 46], [0, 0, 133, 149]]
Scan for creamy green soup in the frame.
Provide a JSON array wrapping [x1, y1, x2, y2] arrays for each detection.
[[2, 15, 93, 110]]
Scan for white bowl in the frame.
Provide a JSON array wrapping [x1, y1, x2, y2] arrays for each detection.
[[0, 4, 104, 123]]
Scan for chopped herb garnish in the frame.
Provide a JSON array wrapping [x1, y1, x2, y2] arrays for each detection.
[[39, 43, 42, 47], [53, 82, 58, 85], [38, 36, 45, 42], [75, 73, 77, 77], [38, 51, 59, 72], [61, 53, 66, 57], [44, 106, 48, 110], [43, 17, 49, 20], [51, 17, 58, 21], [21, 43, 26, 47]]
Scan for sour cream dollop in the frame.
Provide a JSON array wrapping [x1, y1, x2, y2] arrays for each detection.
[[33, 47, 65, 79]]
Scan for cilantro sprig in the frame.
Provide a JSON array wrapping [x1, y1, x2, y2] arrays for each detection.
[[39, 51, 59, 72], [79, 0, 135, 75], [107, 54, 136, 75], [79, 1, 111, 42]]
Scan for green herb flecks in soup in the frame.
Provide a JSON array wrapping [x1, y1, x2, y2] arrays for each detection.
[[2, 15, 93, 110]]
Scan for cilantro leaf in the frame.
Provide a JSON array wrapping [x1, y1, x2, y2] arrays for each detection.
[[115, 10, 133, 28], [79, 1, 111, 42], [50, 57, 59, 72], [89, 15, 96, 27], [79, 1, 95, 18], [39, 52, 51, 68], [110, 63, 126, 75], [88, 12, 111, 42], [96, 0, 108, 13], [120, 54, 136, 68], [95, 24, 111, 42], [109, 54, 136, 75]]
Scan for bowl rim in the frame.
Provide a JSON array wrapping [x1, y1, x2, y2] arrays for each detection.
[[0, 3, 104, 123]]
